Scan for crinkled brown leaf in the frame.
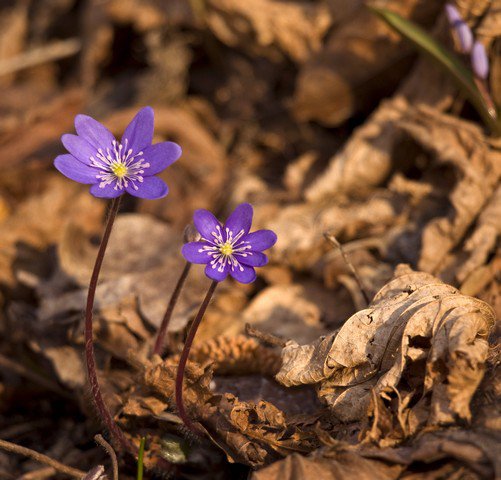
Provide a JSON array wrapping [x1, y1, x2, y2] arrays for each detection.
[[276, 265, 495, 435]]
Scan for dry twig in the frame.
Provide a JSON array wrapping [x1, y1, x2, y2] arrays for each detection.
[[94, 434, 119, 480], [0, 439, 86, 479]]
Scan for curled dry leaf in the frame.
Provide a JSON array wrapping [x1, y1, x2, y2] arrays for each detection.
[[205, 0, 331, 63], [292, 0, 443, 125], [275, 265, 495, 439], [397, 106, 501, 275], [457, 184, 501, 285]]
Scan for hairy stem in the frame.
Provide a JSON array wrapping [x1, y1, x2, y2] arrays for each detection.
[[85, 197, 134, 454], [152, 262, 192, 357], [175, 280, 218, 433]]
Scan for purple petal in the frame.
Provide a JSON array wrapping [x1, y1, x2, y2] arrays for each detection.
[[242, 230, 277, 252], [121, 106, 154, 153], [229, 264, 256, 284], [224, 203, 253, 237], [125, 176, 168, 199], [61, 134, 96, 165], [89, 182, 123, 198], [238, 251, 268, 267], [142, 141, 182, 176], [54, 154, 98, 184], [472, 41, 489, 79], [74, 114, 115, 151], [205, 263, 229, 282], [194, 209, 222, 241], [181, 242, 212, 264]]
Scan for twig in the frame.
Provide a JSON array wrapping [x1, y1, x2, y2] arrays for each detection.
[[0, 38, 81, 77], [94, 435, 118, 480], [19, 466, 56, 480], [324, 232, 371, 306], [0, 439, 85, 479], [245, 323, 287, 348]]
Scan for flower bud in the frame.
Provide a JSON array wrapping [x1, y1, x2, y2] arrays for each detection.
[[445, 3, 473, 53], [471, 41, 489, 80], [183, 224, 201, 243]]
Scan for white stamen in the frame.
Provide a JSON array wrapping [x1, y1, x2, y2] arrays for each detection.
[[90, 137, 150, 190], [201, 227, 253, 274]]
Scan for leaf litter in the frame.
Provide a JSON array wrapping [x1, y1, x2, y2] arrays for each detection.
[[0, 0, 499, 478]]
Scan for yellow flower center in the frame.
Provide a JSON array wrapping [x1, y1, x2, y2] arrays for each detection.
[[219, 242, 234, 256], [110, 162, 128, 178]]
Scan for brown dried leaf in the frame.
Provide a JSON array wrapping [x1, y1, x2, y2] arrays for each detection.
[[252, 450, 401, 480], [0, 175, 103, 286], [397, 107, 501, 275], [242, 284, 330, 343], [275, 265, 495, 435], [205, 0, 331, 62], [292, 0, 443, 125]]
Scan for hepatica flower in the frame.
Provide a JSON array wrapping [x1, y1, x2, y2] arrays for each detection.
[[54, 106, 181, 199], [182, 203, 277, 283]]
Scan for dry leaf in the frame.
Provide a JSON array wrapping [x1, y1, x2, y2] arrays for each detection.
[[292, 0, 443, 125], [205, 0, 331, 62], [275, 265, 495, 437]]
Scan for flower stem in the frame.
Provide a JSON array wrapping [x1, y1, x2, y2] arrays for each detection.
[[85, 196, 135, 454], [175, 280, 218, 433], [152, 261, 192, 357]]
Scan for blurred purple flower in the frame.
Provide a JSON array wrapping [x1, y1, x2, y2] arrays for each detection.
[[471, 41, 489, 80], [445, 3, 473, 53], [182, 203, 277, 283], [54, 107, 181, 199]]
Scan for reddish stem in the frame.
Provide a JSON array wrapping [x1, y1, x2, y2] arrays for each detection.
[[175, 280, 218, 433], [152, 261, 192, 357], [85, 196, 135, 454]]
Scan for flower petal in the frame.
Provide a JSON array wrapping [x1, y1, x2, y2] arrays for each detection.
[[121, 106, 154, 153], [238, 251, 268, 267], [89, 182, 123, 198], [194, 209, 222, 241], [125, 176, 168, 199], [54, 154, 98, 184], [205, 263, 229, 282], [182, 242, 212, 264], [142, 141, 182, 176], [242, 230, 277, 252], [230, 264, 256, 284], [61, 134, 96, 165], [74, 114, 115, 151], [224, 203, 253, 236]]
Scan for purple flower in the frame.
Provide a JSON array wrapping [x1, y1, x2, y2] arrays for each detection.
[[445, 3, 473, 53], [471, 41, 489, 80], [182, 203, 277, 283], [54, 107, 181, 199]]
